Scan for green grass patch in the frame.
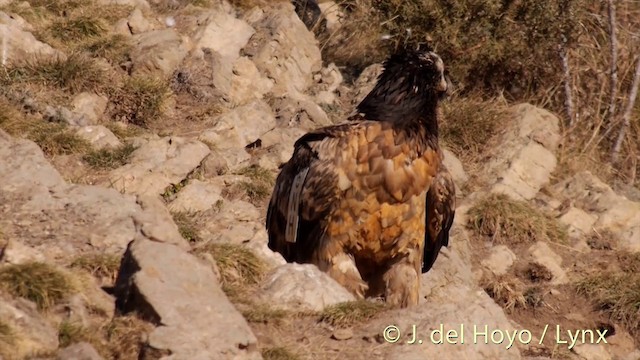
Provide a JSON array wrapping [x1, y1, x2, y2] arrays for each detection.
[[467, 193, 568, 245], [82, 143, 137, 169], [0, 262, 74, 310]]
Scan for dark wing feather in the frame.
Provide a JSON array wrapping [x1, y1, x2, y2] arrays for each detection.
[[266, 125, 350, 263], [422, 164, 456, 273]]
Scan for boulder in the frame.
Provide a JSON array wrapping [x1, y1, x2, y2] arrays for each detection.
[[130, 29, 191, 77], [114, 238, 262, 359], [106, 136, 210, 198], [168, 179, 223, 213], [259, 263, 356, 311], [245, 2, 322, 100], [0, 14, 61, 65], [75, 125, 122, 149], [552, 171, 640, 252], [488, 104, 561, 201]]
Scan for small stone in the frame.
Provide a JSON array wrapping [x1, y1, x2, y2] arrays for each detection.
[[332, 329, 353, 341]]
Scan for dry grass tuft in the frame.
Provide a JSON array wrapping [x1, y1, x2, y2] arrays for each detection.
[[482, 275, 527, 313], [103, 315, 153, 358], [108, 76, 172, 127], [105, 122, 143, 140], [202, 243, 267, 286], [0, 107, 92, 156], [161, 178, 189, 202], [152, 0, 214, 12], [58, 320, 89, 348], [21, 0, 82, 15], [238, 181, 272, 204], [195, 243, 267, 302], [319, 300, 385, 328], [467, 193, 568, 245], [49, 16, 107, 42], [229, 165, 275, 205], [440, 96, 508, 158], [32, 123, 91, 156], [242, 304, 288, 324], [586, 229, 618, 251], [171, 211, 202, 243], [69, 253, 121, 284], [0, 321, 15, 358], [56, 314, 154, 359], [1, 53, 108, 94], [261, 346, 300, 360], [523, 286, 545, 309], [575, 273, 640, 335], [82, 143, 138, 169], [0, 262, 74, 310], [519, 262, 554, 283], [617, 252, 640, 273], [83, 34, 132, 65]]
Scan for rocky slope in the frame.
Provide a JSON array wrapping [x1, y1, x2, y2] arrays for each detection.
[[1, 1, 639, 360]]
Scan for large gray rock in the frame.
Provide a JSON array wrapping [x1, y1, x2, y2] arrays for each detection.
[[192, 7, 255, 62], [442, 148, 468, 191], [488, 104, 561, 201], [256, 127, 307, 170], [245, 2, 322, 100], [114, 238, 262, 360], [0, 13, 62, 65], [481, 245, 517, 276], [551, 171, 640, 252], [201, 199, 263, 245], [205, 100, 276, 148], [130, 29, 191, 77], [127, 8, 159, 35], [71, 92, 108, 126], [270, 95, 331, 130], [0, 130, 189, 260], [168, 179, 223, 213], [107, 136, 210, 197], [198, 100, 275, 171], [260, 263, 356, 311], [228, 56, 274, 106]]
